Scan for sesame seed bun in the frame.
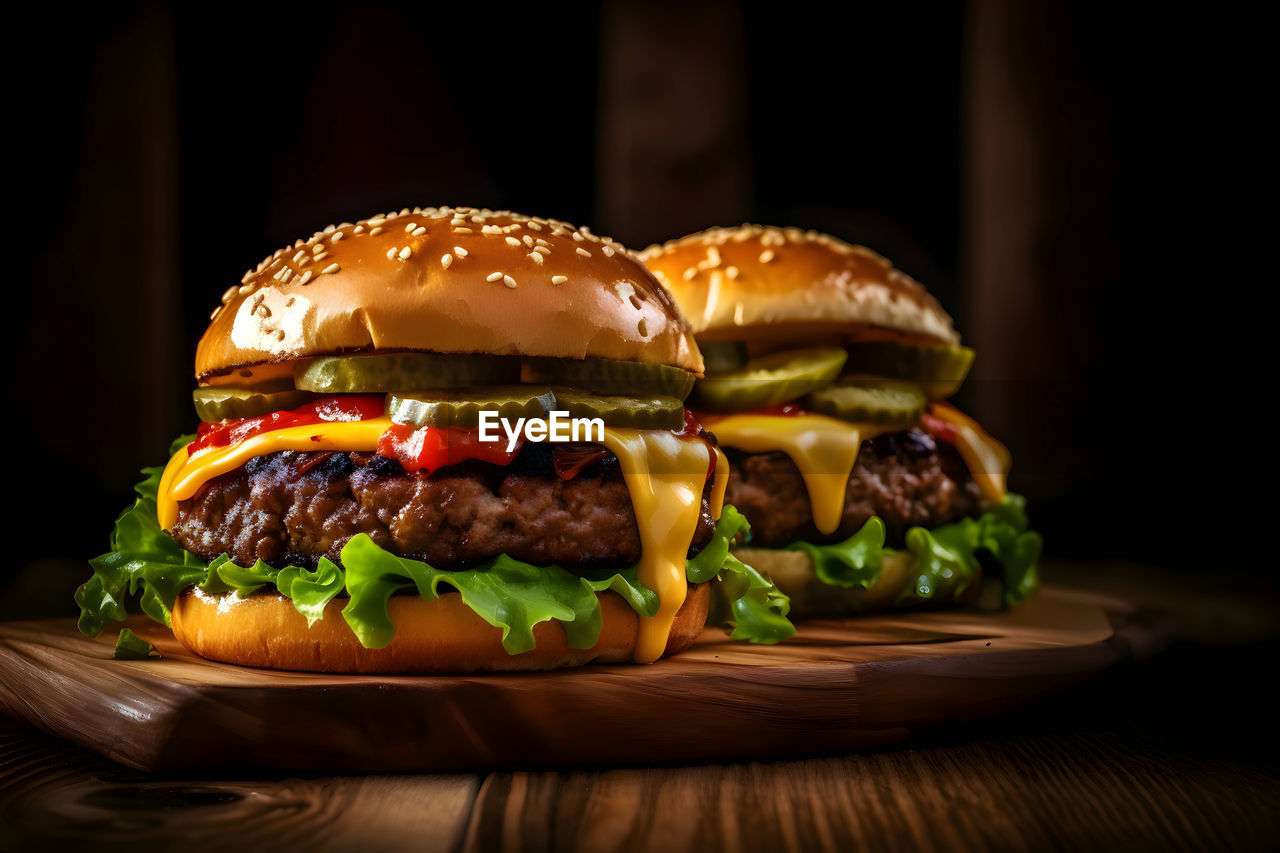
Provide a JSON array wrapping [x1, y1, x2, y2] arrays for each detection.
[[170, 583, 710, 673], [197, 207, 702, 382], [638, 225, 959, 346]]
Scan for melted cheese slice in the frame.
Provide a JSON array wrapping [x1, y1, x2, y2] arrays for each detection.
[[702, 413, 895, 534], [157, 417, 395, 530], [596, 430, 712, 663], [156, 419, 715, 664], [928, 405, 1011, 503]]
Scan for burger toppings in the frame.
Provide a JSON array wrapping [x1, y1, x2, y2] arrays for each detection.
[[189, 395, 385, 455]]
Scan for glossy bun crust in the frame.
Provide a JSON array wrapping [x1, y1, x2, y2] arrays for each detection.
[[170, 583, 710, 673], [639, 225, 959, 345], [198, 207, 702, 381]]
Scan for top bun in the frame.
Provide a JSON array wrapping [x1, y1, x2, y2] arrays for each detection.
[[197, 207, 702, 381], [639, 225, 959, 346]]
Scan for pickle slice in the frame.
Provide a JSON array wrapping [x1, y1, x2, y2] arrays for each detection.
[[193, 387, 316, 422], [388, 387, 556, 430], [699, 341, 749, 374], [296, 353, 518, 394], [800, 378, 926, 427], [525, 357, 695, 400], [844, 341, 974, 400], [551, 389, 685, 431], [690, 346, 847, 412]]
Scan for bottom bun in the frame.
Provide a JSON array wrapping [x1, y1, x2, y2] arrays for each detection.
[[171, 583, 709, 673], [738, 548, 995, 617]]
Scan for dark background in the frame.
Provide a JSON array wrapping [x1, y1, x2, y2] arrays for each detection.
[[4, 0, 1271, 616]]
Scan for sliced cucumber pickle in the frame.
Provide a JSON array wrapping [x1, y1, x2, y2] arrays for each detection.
[[844, 341, 974, 400], [388, 387, 556, 429], [699, 341, 749, 374], [690, 346, 847, 412], [800, 378, 926, 427], [551, 389, 685, 431], [296, 353, 518, 394], [193, 387, 316, 422], [525, 357, 695, 400]]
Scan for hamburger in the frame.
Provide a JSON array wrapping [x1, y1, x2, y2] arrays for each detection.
[[76, 207, 793, 672], [640, 225, 1042, 616]]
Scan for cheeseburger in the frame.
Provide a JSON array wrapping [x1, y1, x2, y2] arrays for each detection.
[[77, 207, 792, 672], [641, 225, 1042, 616]]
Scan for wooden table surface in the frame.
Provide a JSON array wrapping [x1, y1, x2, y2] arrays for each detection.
[[3, 561, 1278, 852]]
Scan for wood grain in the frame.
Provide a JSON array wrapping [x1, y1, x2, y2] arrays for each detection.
[[460, 732, 1280, 852], [0, 721, 479, 853], [0, 588, 1163, 774], [4, 714, 1275, 853]]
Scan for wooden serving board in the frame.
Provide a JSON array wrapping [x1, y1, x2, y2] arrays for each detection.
[[0, 587, 1167, 774]]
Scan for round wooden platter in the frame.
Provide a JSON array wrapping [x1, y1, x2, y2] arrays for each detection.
[[0, 586, 1168, 773]]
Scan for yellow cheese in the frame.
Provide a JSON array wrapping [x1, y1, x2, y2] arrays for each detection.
[[156, 419, 715, 664], [928, 405, 1010, 503], [701, 413, 895, 535], [710, 448, 729, 520], [157, 418, 395, 530], [596, 429, 712, 663]]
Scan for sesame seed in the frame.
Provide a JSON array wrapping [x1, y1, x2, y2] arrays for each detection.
[[454, 246, 468, 257], [528, 222, 542, 231], [486, 272, 504, 282], [314, 251, 328, 262], [759, 249, 775, 263], [576, 247, 592, 258], [551, 275, 568, 285], [398, 246, 412, 260], [726, 266, 740, 279], [683, 268, 697, 280], [522, 235, 534, 247], [528, 252, 543, 265], [238, 283, 254, 295], [441, 254, 453, 269], [505, 237, 521, 248], [533, 246, 551, 255], [453, 227, 473, 233], [386, 248, 397, 260], [573, 232, 584, 241], [502, 274, 517, 288], [298, 270, 313, 285], [602, 245, 615, 257], [311, 243, 324, 253], [353, 225, 365, 234], [412, 227, 427, 237], [322, 263, 340, 274], [369, 226, 383, 236], [293, 250, 307, 264], [222, 286, 238, 303], [404, 222, 417, 232], [332, 232, 344, 242]]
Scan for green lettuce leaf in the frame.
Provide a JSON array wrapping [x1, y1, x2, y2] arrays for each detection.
[[112, 628, 159, 660], [696, 506, 796, 643], [787, 517, 886, 589], [759, 494, 1042, 608], [78, 451, 795, 654]]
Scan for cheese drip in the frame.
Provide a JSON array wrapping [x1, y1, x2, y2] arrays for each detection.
[[156, 419, 713, 663], [701, 413, 895, 535], [928, 404, 1010, 503], [596, 429, 712, 663]]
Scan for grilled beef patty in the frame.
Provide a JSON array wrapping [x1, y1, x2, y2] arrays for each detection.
[[722, 429, 982, 548], [170, 444, 717, 570]]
